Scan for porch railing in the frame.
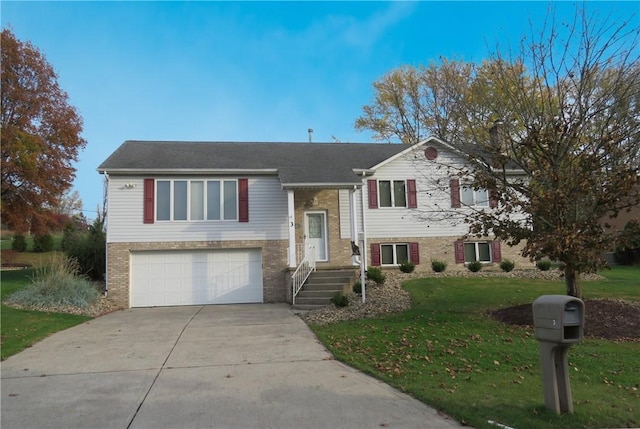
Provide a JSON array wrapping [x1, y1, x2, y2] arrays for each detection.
[[292, 244, 316, 305]]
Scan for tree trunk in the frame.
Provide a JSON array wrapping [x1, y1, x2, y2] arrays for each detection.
[[564, 266, 582, 298]]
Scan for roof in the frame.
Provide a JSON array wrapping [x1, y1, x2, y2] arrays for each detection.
[[98, 140, 409, 188]]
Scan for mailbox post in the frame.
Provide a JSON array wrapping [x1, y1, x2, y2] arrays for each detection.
[[532, 295, 585, 414]]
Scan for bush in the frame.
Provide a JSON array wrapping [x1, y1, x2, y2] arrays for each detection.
[[366, 267, 386, 285], [352, 281, 362, 294], [64, 216, 106, 280], [467, 261, 483, 272], [11, 234, 27, 252], [33, 233, 54, 252], [62, 220, 84, 251], [615, 220, 640, 265], [431, 259, 447, 273], [536, 260, 552, 271], [399, 260, 415, 273], [330, 292, 349, 308], [7, 255, 100, 308], [500, 259, 515, 272]]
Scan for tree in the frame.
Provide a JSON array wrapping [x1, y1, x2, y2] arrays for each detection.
[[1, 29, 86, 235], [356, 7, 640, 297]]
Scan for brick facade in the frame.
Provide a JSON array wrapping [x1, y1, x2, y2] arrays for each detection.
[[365, 236, 533, 271], [294, 189, 354, 268]]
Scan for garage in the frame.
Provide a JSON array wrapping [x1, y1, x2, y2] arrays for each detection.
[[130, 249, 263, 307]]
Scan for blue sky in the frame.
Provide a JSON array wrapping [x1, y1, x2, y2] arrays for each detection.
[[2, 1, 638, 218]]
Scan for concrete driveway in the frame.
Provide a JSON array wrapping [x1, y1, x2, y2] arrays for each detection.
[[1, 304, 464, 429]]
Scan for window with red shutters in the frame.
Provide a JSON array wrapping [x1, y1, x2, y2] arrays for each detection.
[[143, 178, 155, 224], [409, 242, 420, 264], [454, 240, 465, 263], [238, 178, 249, 222], [368, 179, 378, 209], [491, 241, 502, 262], [407, 179, 417, 208], [489, 190, 498, 208], [450, 178, 461, 208], [370, 243, 381, 266]]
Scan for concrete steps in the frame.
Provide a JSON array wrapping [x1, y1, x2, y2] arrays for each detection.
[[292, 269, 356, 311]]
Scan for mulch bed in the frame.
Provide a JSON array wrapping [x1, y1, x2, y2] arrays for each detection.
[[490, 299, 640, 342]]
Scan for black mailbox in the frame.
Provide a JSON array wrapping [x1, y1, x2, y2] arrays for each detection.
[[532, 295, 584, 343]]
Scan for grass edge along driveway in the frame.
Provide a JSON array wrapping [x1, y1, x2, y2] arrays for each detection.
[[310, 267, 640, 429], [1, 269, 91, 360]]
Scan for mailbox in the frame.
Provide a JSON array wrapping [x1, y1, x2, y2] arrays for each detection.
[[532, 294, 585, 414], [533, 295, 584, 343]]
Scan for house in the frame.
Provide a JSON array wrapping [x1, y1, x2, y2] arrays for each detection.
[[98, 137, 531, 309]]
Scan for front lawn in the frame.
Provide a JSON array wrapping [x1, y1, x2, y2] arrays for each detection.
[[310, 267, 640, 429], [1, 269, 91, 360]]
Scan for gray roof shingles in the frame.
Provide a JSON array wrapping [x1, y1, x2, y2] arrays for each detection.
[[98, 141, 408, 186]]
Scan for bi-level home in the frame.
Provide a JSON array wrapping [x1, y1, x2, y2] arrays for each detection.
[[98, 137, 531, 309]]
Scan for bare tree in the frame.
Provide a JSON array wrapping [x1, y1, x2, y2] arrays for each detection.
[[457, 8, 640, 297], [356, 7, 640, 297]]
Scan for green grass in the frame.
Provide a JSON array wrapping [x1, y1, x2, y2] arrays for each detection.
[[310, 267, 640, 429], [1, 269, 91, 360], [1, 233, 63, 252]]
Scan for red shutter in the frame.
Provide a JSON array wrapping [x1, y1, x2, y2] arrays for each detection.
[[143, 178, 155, 224], [238, 178, 249, 222], [407, 179, 417, 208], [491, 241, 502, 262], [489, 190, 498, 208], [368, 179, 378, 209], [454, 240, 465, 263], [370, 243, 381, 266], [450, 178, 461, 208], [409, 242, 420, 264]]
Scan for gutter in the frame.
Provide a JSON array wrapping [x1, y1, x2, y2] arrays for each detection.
[[96, 168, 279, 175], [360, 171, 368, 303]]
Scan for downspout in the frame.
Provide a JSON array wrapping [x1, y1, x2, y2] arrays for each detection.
[[103, 172, 109, 297], [360, 172, 368, 303], [350, 187, 360, 266]]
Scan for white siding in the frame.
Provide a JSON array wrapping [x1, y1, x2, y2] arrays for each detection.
[[365, 149, 474, 239], [106, 175, 288, 243], [338, 189, 363, 239]]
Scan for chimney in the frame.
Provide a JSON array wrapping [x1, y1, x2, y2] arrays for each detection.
[[489, 120, 507, 154], [308, 128, 313, 143]]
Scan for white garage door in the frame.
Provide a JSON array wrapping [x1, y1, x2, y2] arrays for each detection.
[[130, 249, 263, 307]]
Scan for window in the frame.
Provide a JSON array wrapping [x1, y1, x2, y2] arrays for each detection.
[[379, 180, 407, 207], [464, 242, 491, 262], [190, 181, 204, 221], [156, 181, 171, 221], [156, 179, 238, 221], [381, 244, 410, 265], [460, 184, 489, 207]]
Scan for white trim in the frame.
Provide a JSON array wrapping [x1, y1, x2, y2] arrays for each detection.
[[98, 168, 279, 175], [464, 241, 492, 263], [287, 190, 296, 268], [379, 243, 410, 266], [368, 137, 449, 171], [282, 182, 362, 189]]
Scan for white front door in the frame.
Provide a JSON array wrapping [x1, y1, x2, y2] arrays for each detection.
[[305, 211, 328, 261]]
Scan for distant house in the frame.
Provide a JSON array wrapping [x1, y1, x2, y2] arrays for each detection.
[[601, 184, 640, 264], [98, 137, 531, 309]]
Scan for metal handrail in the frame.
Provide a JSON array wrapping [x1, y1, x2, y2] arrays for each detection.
[[292, 244, 316, 304]]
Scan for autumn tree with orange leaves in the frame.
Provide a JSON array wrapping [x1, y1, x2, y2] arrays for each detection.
[[1, 29, 86, 234]]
